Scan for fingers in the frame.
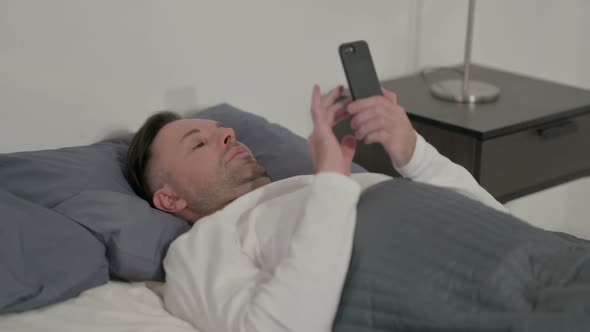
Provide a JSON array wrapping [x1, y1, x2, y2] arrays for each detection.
[[347, 96, 378, 114], [334, 108, 352, 125], [364, 130, 388, 145], [321, 85, 344, 108], [328, 98, 351, 114], [354, 117, 387, 141], [349, 106, 394, 141], [311, 84, 321, 110], [329, 98, 352, 124], [340, 135, 356, 169], [347, 90, 398, 114], [347, 95, 390, 114], [310, 84, 323, 123], [312, 85, 348, 125], [381, 87, 397, 104], [350, 107, 381, 129]]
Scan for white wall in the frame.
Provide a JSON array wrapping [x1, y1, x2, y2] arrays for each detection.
[[0, 0, 415, 152], [0, 0, 588, 230], [409, 0, 590, 233], [418, 0, 590, 89], [470, 0, 590, 231]]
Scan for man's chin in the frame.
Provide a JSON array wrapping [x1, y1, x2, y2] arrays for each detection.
[[251, 176, 271, 188], [227, 174, 270, 202], [242, 171, 270, 186]]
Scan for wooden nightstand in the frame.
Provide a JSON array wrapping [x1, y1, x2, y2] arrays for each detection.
[[336, 65, 590, 203]]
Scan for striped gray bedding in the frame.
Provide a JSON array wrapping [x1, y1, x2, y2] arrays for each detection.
[[333, 179, 590, 332]]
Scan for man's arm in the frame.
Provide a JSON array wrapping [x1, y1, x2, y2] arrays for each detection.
[[163, 173, 360, 332], [396, 134, 508, 213], [347, 87, 507, 213]]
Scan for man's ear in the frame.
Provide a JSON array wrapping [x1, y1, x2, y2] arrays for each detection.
[[152, 186, 187, 213]]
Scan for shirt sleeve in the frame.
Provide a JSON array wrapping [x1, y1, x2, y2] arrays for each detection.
[[396, 134, 509, 213], [163, 173, 361, 332]]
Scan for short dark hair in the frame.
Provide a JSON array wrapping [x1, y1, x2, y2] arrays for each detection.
[[126, 111, 181, 206]]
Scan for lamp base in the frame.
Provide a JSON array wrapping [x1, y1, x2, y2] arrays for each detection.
[[430, 79, 500, 104]]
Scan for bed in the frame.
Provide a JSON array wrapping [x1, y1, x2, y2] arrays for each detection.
[[2, 103, 590, 331], [0, 103, 367, 329], [0, 281, 198, 332]]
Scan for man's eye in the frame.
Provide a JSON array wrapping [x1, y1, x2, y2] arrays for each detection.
[[193, 142, 205, 149]]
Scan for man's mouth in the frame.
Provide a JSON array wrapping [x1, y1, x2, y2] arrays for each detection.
[[226, 146, 249, 163]]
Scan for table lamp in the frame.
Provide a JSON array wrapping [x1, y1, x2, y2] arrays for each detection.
[[430, 0, 500, 104]]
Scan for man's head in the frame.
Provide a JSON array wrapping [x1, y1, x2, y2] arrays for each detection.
[[127, 112, 271, 223]]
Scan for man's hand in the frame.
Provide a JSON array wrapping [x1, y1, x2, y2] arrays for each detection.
[[348, 87, 417, 168], [308, 85, 356, 176]]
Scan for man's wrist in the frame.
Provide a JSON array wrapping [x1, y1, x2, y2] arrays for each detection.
[[389, 131, 418, 169], [393, 133, 426, 177], [316, 168, 348, 176]]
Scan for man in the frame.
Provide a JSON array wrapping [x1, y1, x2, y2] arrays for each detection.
[[126, 85, 504, 221], [126, 86, 586, 331]]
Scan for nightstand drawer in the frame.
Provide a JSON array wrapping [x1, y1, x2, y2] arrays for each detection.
[[479, 113, 590, 199]]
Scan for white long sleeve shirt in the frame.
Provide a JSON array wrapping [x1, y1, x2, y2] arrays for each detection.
[[162, 135, 508, 332]]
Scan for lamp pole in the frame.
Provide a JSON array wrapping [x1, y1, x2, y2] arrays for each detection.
[[430, 0, 500, 104]]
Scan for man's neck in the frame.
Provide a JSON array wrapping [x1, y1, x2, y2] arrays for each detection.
[[222, 176, 271, 208], [186, 176, 271, 224]]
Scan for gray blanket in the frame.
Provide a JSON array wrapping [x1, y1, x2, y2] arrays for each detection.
[[333, 179, 590, 332]]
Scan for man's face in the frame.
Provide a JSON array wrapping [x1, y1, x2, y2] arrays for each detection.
[[150, 118, 270, 222]]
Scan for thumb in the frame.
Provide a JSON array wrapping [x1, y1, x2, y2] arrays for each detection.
[[340, 135, 357, 165]]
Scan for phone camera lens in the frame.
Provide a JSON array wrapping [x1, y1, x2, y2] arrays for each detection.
[[344, 45, 355, 54]]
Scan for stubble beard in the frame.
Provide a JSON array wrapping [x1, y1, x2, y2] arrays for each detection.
[[222, 158, 270, 197], [191, 159, 271, 218]]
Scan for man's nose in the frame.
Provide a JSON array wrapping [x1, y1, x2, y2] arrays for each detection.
[[221, 127, 236, 145]]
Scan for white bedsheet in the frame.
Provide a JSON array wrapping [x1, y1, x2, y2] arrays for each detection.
[[0, 281, 199, 332]]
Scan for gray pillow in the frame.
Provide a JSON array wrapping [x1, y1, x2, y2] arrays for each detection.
[[0, 190, 109, 314], [0, 137, 132, 208], [0, 103, 367, 286], [53, 190, 189, 281], [193, 103, 367, 179], [0, 136, 189, 282]]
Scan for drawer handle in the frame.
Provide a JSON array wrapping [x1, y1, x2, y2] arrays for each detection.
[[536, 120, 577, 139]]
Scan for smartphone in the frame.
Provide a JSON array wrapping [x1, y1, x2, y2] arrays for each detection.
[[338, 40, 382, 100], [335, 41, 382, 141]]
